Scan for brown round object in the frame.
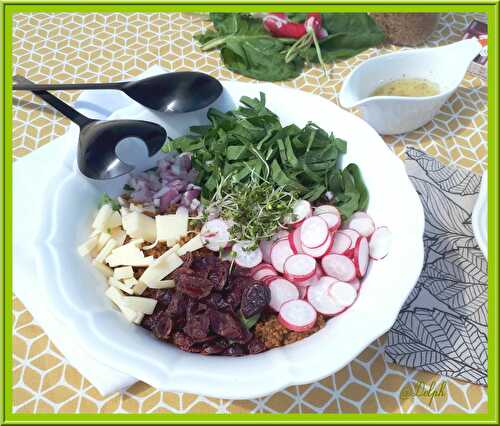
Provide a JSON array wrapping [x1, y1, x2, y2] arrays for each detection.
[[370, 13, 440, 46]]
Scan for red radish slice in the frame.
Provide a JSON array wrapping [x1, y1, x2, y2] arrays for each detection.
[[314, 205, 340, 216], [353, 237, 369, 278], [288, 228, 304, 254], [233, 241, 263, 268], [346, 212, 375, 237], [284, 254, 316, 281], [300, 216, 329, 248], [317, 212, 340, 232], [287, 199, 312, 226], [269, 278, 299, 311], [328, 282, 357, 308], [278, 300, 317, 332], [297, 266, 323, 287], [251, 263, 273, 275], [307, 276, 345, 316], [272, 230, 289, 242], [321, 254, 356, 281], [349, 277, 361, 292], [341, 229, 360, 257], [201, 219, 230, 251], [270, 238, 294, 273], [331, 231, 352, 255], [302, 233, 333, 258], [262, 275, 280, 285], [260, 239, 274, 264], [369, 226, 392, 260], [252, 264, 278, 281], [298, 286, 308, 300]]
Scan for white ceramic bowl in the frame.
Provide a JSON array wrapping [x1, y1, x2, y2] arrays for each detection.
[[34, 82, 425, 398]]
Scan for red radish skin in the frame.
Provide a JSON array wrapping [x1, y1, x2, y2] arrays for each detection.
[[269, 278, 299, 311], [347, 212, 375, 237], [251, 263, 273, 275], [317, 212, 340, 232], [296, 266, 324, 287], [287, 199, 312, 226], [341, 229, 360, 257], [298, 286, 308, 300], [283, 254, 316, 281], [253, 266, 278, 281], [262, 275, 280, 285], [270, 238, 294, 273], [321, 254, 356, 282], [307, 276, 346, 316], [328, 281, 357, 308], [300, 216, 329, 248], [302, 233, 333, 258], [233, 242, 263, 268], [330, 231, 352, 255], [353, 236, 370, 278], [278, 300, 317, 332], [369, 226, 392, 260], [288, 228, 304, 254], [349, 277, 361, 292]]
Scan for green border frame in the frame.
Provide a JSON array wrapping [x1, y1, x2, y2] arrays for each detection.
[[1, 1, 498, 423]]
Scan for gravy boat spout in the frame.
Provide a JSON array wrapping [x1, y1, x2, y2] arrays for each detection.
[[339, 38, 483, 135]]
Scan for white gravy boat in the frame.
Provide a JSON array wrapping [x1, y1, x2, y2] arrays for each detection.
[[339, 38, 482, 135]]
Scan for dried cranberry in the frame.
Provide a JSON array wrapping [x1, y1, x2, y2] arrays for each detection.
[[173, 331, 194, 351], [207, 263, 230, 291], [241, 283, 271, 318], [152, 315, 173, 340], [176, 273, 214, 299], [183, 313, 210, 341], [231, 264, 253, 278], [225, 277, 256, 310], [166, 292, 188, 317], [247, 337, 267, 354], [201, 340, 228, 355], [205, 292, 231, 311], [224, 343, 246, 356], [209, 310, 251, 343]]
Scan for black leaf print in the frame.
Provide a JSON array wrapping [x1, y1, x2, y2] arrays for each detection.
[[386, 149, 487, 385]]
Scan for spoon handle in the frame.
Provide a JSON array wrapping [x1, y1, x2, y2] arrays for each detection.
[[14, 75, 94, 128], [12, 81, 125, 91]]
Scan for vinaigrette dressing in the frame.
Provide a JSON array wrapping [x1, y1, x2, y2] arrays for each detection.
[[371, 78, 440, 97]]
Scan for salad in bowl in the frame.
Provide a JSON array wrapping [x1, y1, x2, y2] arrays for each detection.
[[79, 93, 393, 356]]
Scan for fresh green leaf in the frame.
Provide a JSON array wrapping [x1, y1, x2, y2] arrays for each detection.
[[99, 193, 120, 211], [240, 312, 261, 329]]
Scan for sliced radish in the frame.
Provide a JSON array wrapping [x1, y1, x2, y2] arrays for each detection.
[[330, 231, 352, 255], [251, 263, 277, 281], [300, 216, 329, 248], [349, 277, 361, 292], [283, 254, 316, 282], [353, 236, 369, 278], [262, 275, 280, 285], [260, 239, 274, 264], [272, 230, 289, 242], [346, 212, 375, 237], [286, 199, 312, 226], [233, 241, 263, 268], [270, 238, 294, 273], [201, 219, 230, 251], [321, 254, 356, 281], [278, 300, 317, 332], [369, 226, 392, 260], [307, 276, 345, 316], [296, 266, 323, 287], [298, 286, 308, 300], [269, 278, 299, 311], [341, 229, 360, 257], [302, 233, 333, 258], [317, 212, 340, 232], [328, 281, 357, 308], [314, 205, 340, 216], [288, 228, 304, 254]]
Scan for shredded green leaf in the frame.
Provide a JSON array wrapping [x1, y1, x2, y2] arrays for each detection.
[[99, 193, 120, 211]]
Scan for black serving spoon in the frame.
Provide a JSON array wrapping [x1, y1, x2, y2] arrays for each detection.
[[14, 75, 167, 180], [12, 71, 223, 113]]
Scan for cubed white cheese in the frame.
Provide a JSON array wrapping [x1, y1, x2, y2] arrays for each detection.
[[121, 304, 140, 322], [139, 253, 183, 286], [110, 228, 127, 246], [132, 281, 147, 295], [156, 214, 188, 244], [92, 204, 113, 231], [105, 286, 123, 306], [95, 238, 118, 263], [133, 313, 145, 324], [92, 260, 113, 277], [156, 244, 180, 262], [177, 235, 204, 256], [96, 232, 112, 250], [106, 252, 155, 268], [147, 279, 175, 289], [78, 236, 98, 257], [121, 296, 157, 314], [108, 277, 134, 295], [123, 277, 138, 286], [113, 266, 134, 280], [107, 211, 122, 229], [122, 211, 156, 242]]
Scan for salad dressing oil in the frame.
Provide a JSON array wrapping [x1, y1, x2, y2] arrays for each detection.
[[371, 78, 440, 97]]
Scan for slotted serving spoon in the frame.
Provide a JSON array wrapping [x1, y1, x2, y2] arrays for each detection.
[[14, 75, 167, 180], [12, 71, 223, 112]]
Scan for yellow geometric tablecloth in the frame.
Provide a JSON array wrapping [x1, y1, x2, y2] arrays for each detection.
[[12, 12, 488, 413]]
